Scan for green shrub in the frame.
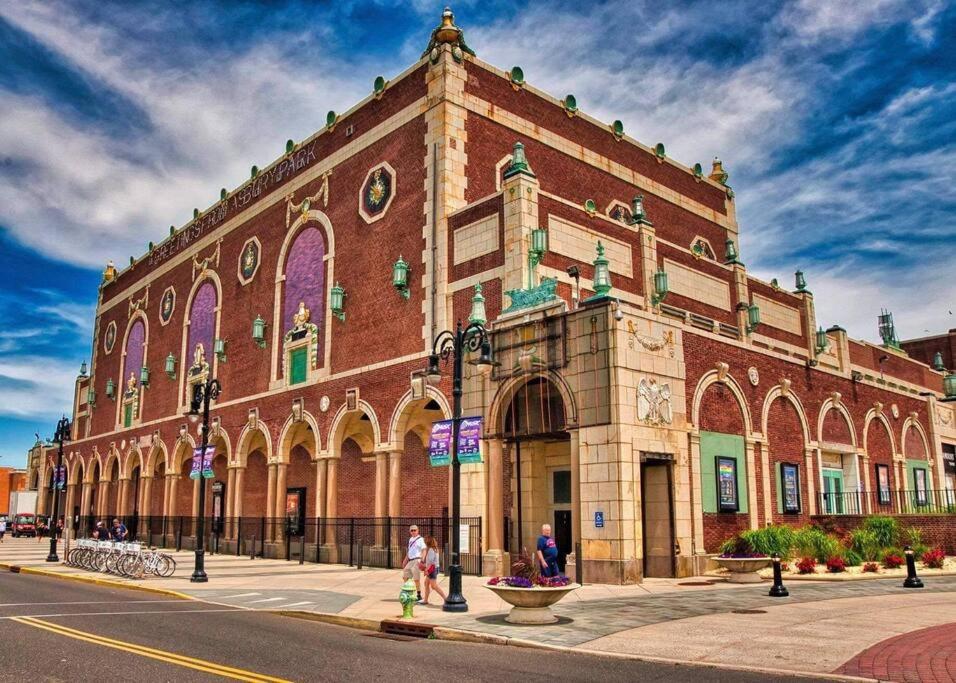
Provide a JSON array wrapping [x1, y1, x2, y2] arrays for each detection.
[[902, 527, 927, 555], [848, 528, 883, 562], [794, 526, 842, 562], [740, 525, 796, 559], [860, 516, 899, 548], [843, 548, 863, 567]]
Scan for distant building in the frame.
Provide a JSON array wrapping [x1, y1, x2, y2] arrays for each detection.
[[1, 466, 28, 515], [902, 329, 956, 373], [34, 8, 955, 582]]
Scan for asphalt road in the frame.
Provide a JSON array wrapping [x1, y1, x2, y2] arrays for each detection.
[[0, 572, 841, 682]]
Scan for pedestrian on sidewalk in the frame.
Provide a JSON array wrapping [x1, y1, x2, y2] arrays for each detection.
[[0, 518, 6, 543], [418, 536, 446, 606], [536, 524, 560, 578], [36, 518, 47, 543], [111, 518, 128, 542], [403, 524, 426, 602], [92, 521, 107, 540]]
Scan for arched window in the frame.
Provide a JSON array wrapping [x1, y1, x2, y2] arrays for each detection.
[[119, 318, 146, 428], [185, 280, 218, 397], [280, 225, 326, 384]]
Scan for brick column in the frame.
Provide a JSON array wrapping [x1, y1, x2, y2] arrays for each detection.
[[165, 473, 177, 517], [274, 462, 288, 542], [233, 466, 245, 528], [117, 478, 129, 517], [266, 463, 277, 541], [325, 458, 338, 559], [65, 483, 77, 536], [80, 482, 91, 522], [374, 452, 387, 547], [314, 458, 327, 520], [225, 468, 236, 538]]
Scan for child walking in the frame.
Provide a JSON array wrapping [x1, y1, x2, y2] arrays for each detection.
[[418, 536, 446, 605]]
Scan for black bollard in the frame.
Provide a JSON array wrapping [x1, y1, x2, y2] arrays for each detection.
[[903, 546, 923, 588], [768, 554, 789, 597]]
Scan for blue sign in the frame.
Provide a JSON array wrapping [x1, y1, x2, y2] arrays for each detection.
[[594, 511, 604, 528]]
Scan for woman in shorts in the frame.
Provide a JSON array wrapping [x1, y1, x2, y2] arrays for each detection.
[[418, 536, 446, 605]]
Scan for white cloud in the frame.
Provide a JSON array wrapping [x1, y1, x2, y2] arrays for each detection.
[[0, 357, 77, 419]]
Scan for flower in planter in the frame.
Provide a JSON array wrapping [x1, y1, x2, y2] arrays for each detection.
[[862, 562, 879, 573], [882, 553, 904, 569], [826, 556, 847, 573], [922, 548, 945, 569], [536, 575, 571, 587], [796, 557, 817, 574]]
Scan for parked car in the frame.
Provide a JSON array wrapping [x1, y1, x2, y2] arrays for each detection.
[[12, 514, 37, 537]]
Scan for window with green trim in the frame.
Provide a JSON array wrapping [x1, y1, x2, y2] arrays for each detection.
[[289, 348, 308, 385], [699, 431, 748, 513]]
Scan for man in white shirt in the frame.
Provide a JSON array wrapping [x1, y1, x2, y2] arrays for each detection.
[[403, 524, 426, 602]]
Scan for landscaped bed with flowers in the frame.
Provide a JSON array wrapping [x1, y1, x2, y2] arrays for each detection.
[[712, 516, 956, 581]]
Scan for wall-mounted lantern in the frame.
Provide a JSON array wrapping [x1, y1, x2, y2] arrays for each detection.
[[252, 315, 267, 348], [87, 388, 96, 407], [944, 373, 956, 399], [392, 256, 410, 300], [589, 241, 612, 300], [815, 327, 830, 354], [165, 353, 177, 379], [214, 338, 227, 363], [530, 228, 548, 268], [330, 282, 346, 321], [79, 361, 88, 377], [139, 366, 150, 388], [651, 268, 669, 307], [469, 283, 487, 326], [933, 351, 945, 372], [725, 239, 740, 265], [795, 270, 808, 293], [746, 303, 761, 334], [105, 378, 115, 400]]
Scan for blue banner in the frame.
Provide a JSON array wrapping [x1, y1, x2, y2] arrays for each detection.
[[457, 417, 483, 464], [428, 420, 453, 467]]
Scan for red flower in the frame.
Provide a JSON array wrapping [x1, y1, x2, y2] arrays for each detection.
[[796, 557, 817, 574], [826, 556, 847, 573], [922, 548, 945, 569]]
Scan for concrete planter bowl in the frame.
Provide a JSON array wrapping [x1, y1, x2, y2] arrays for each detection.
[[485, 583, 580, 624], [715, 556, 772, 583]]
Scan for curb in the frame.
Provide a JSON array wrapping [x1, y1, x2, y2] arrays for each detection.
[[271, 611, 381, 633], [0, 563, 194, 601]]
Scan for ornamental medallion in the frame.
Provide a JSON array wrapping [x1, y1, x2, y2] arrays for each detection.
[[238, 237, 261, 285], [159, 286, 176, 326], [104, 321, 117, 354], [358, 162, 396, 224], [606, 201, 632, 225]]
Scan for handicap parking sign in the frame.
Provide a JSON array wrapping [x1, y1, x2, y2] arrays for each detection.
[[594, 511, 604, 528]]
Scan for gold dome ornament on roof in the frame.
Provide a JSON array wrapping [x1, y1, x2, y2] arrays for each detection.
[[102, 260, 117, 283], [709, 157, 729, 186], [423, 7, 476, 61]]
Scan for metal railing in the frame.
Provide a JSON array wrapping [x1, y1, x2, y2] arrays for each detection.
[[818, 489, 956, 515], [70, 515, 484, 575]]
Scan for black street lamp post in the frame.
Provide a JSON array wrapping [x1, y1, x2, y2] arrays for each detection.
[[427, 320, 494, 613], [46, 416, 71, 563], [187, 377, 221, 583]]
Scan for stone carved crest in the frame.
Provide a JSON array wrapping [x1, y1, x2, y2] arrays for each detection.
[[160, 286, 176, 325], [638, 378, 672, 425], [191, 239, 222, 281], [292, 301, 311, 329], [626, 321, 675, 357], [103, 321, 117, 354], [286, 172, 332, 229], [748, 367, 759, 386], [238, 237, 261, 285]]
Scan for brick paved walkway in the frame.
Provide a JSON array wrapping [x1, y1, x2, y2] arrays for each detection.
[[836, 622, 956, 682]]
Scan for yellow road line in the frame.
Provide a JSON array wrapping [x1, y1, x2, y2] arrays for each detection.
[[12, 616, 291, 683]]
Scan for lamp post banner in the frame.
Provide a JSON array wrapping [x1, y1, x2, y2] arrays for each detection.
[[55, 466, 66, 490], [428, 420, 453, 467], [191, 446, 215, 479], [457, 417, 483, 464]]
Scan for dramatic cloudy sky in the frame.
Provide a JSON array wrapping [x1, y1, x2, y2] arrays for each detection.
[[0, 0, 953, 467]]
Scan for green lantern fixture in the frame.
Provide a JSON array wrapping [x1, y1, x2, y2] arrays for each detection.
[[392, 256, 410, 300], [214, 338, 227, 363], [746, 303, 761, 334], [795, 270, 808, 293], [79, 361, 88, 377], [651, 268, 669, 306], [87, 387, 96, 407], [252, 315, 267, 348], [469, 283, 487, 326], [105, 377, 115, 400], [944, 373, 956, 399], [165, 353, 177, 379], [330, 282, 346, 321], [529, 228, 548, 273], [629, 195, 652, 227], [139, 365, 150, 387], [933, 351, 945, 372], [815, 327, 829, 353], [725, 239, 740, 265], [587, 241, 612, 301]]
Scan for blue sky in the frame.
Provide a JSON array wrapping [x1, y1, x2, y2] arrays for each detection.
[[0, 0, 953, 467]]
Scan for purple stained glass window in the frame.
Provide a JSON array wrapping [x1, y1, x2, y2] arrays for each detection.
[[188, 281, 218, 363], [123, 320, 145, 385], [283, 226, 326, 332]]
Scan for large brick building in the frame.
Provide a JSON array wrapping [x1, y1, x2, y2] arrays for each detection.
[[32, 9, 956, 582]]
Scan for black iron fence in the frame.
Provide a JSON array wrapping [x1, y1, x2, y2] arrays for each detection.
[[818, 489, 956, 516], [70, 515, 484, 575]]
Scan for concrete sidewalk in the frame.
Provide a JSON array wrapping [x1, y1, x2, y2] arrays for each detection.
[[3, 538, 954, 680]]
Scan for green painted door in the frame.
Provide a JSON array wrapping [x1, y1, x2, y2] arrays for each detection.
[[822, 469, 844, 514], [123, 404, 133, 428], [289, 348, 307, 385]]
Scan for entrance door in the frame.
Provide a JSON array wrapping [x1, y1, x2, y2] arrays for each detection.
[[553, 510, 572, 571], [641, 461, 675, 578], [822, 469, 844, 514]]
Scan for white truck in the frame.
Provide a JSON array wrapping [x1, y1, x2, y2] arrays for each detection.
[[8, 490, 37, 517]]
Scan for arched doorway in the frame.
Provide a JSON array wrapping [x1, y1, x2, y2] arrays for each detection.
[[500, 376, 572, 570]]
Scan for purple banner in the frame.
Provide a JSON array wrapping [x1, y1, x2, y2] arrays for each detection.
[[190, 446, 215, 480], [457, 417, 483, 464], [428, 420, 453, 467]]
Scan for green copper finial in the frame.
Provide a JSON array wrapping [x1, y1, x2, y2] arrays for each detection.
[[503, 141, 535, 179]]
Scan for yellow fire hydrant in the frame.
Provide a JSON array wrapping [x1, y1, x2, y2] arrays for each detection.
[[399, 578, 417, 618]]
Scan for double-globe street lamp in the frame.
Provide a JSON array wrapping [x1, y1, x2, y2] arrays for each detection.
[[186, 377, 221, 583], [426, 320, 494, 612], [46, 415, 71, 563]]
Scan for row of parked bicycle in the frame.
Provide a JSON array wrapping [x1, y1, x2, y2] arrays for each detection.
[[66, 539, 177, 578]]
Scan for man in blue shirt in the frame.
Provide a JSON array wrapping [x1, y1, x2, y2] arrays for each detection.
[[110, 518, 128, 542], [536, 524, 560, 577]]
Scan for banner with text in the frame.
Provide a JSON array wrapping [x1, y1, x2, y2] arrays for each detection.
[[457, 417, 483, 464], [428, 420, 453, 467]]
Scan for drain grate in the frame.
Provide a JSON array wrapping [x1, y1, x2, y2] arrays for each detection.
[[380, 620, 434, 639], [677, 581, 715, 586], [731, 609, 767, 614]]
